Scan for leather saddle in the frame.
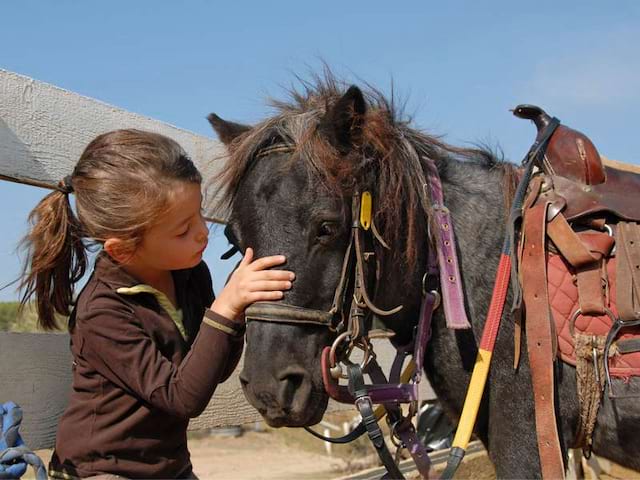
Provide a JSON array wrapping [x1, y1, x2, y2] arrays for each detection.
[[513, 104, 640, 222], [514, 105, 640, 470]]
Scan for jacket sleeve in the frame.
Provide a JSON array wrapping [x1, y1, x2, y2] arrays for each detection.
[[220, 317, 244, 382], [76, 302, 244, 419]]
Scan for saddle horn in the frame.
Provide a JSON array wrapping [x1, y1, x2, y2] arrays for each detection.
[[513, 104, 606, 185]]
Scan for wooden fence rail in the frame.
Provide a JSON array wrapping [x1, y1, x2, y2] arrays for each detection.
[[0, 69, 435, 450]]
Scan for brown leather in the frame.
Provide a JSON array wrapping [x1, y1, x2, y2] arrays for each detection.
[[521, 202, 566, 480], [547, 215, 615, 316], [544, 124, 605, 185], [513, 177, 546, 370], [552, 167, 640, 222], [616, 222, 640, 321]]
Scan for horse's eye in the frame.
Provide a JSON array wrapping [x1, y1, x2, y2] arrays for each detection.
[[317, 222, 338, 240]]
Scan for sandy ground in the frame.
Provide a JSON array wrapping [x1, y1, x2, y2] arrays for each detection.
[[26, 427, 640, 480], [29, 426, 358, 480], [188, 429, 347, 479]]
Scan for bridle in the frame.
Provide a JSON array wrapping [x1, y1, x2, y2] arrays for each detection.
[[226, 143, 471, 479]]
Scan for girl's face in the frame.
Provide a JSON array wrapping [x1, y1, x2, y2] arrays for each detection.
[[133, 182, 209, 272]]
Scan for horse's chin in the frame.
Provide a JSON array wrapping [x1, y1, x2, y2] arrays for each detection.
[[260, 392, 329, 428]]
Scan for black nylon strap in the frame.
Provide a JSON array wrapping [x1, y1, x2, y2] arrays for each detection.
[[348, 364, 405, 479], [303, 422, 367, 444], [509, 117, 561, 313]]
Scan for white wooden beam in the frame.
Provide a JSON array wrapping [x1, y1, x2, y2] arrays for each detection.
[[0, 69, 226, 221]]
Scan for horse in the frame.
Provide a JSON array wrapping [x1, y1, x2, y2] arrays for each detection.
[[207, 76, 640, 478]]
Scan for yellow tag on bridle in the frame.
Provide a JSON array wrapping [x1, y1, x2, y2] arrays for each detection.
[[360, 191, 372, 230]]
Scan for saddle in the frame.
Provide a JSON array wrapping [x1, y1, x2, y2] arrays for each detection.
[[513, 105, 640, 476]]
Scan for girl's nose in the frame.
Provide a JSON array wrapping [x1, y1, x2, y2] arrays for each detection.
[[195, 229, 208, 243], [195, 217, 209, 243]]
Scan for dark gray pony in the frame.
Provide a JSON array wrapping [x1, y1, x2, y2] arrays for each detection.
[[208, 77, 640, 479]]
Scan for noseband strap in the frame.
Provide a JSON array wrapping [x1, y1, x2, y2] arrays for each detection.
[[245, 302, 334, 327]]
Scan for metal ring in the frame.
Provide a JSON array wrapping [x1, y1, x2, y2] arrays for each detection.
[[329, 331, 352, 369], [431, 290, 442, 311], [422, 272, 439, 296], [328, 332, 372, 379], [569, 307, 618, 337], [604, 224, 616, 255]]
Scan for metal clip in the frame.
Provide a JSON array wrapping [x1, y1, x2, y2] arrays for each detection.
[[592, 342, 601, 388]]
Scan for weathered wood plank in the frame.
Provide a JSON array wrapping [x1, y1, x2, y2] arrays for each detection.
[[602, 156, 640, 174], [0, 333, 72, 450], [0, 332, 434, 449], [0, 69, 226, 220]]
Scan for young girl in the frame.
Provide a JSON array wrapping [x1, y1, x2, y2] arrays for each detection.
[[19, 129, 293, 479]]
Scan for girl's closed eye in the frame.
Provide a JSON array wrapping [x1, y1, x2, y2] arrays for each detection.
[[177, 226, 190, 237]]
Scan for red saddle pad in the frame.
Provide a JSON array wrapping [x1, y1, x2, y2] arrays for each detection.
[[547, 254, 640, 378]]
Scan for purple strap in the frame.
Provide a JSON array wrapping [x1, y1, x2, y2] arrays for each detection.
[[424, 157, 471, 330], [414, 287, 436, 377], [397, 421, 434, 479], [367, 383, 418, 404], [367, 360, 432, 477], [367, 359, 419, 403]]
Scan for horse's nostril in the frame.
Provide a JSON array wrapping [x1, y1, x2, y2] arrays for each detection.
[[277, 367, 310, 412], [276, 366, 307, 383]]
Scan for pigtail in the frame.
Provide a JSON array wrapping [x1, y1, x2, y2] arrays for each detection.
[[19, 184, 87, 330]]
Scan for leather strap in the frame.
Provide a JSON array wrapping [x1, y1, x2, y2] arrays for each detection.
[[424, 157, 471, 329], [547, 214, 614, 316], [514, 175, 545, 370], [521, 202, 566, 479], [616, 222, 640, 321], [348, 364, 405, 479], [303, 422, 367, 444]]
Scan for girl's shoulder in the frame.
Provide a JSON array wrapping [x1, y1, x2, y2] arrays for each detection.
[[73, 255, 141, 324]]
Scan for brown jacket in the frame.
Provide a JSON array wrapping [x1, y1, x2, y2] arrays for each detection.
[[49, 254, 244, 479]]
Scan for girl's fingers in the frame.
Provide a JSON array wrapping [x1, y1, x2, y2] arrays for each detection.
[[240, 248, 254, 267], [250, 280, 292, 292], [250, 291, 285, 302], [248, 254, 287, 271], [251, 270, 294, 281]]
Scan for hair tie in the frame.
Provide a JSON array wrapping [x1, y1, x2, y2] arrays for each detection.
[[57, 175, 74, 195]]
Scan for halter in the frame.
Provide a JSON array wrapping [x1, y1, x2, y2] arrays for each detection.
[[230, 143, 470, 479]]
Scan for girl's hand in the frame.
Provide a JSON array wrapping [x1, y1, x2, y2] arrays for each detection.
[[210, 248, 294, 321]]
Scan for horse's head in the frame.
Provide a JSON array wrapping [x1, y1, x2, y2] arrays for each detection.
[[209, 82, 431, 427]]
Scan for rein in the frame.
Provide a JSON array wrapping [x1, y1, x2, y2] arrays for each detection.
[[241, 144, 471, 479]]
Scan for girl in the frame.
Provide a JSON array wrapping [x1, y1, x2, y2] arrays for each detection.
[[19, 129, 293, 479]]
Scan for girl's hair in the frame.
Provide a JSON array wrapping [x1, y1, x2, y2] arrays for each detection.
[[19, 129, 202, 330]]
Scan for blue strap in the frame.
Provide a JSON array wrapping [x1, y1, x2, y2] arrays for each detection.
[[0, 402, 47, 480]]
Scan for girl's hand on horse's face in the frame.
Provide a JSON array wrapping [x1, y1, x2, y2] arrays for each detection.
[[210, 248, 294, 321]]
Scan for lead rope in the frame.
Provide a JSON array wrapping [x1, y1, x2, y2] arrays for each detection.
[[440, 117, 560, 479]]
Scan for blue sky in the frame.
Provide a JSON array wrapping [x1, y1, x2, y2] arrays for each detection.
[[1, 1, 639, 301]]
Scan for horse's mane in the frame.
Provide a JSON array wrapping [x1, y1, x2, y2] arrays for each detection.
[[214, 72, 516, 270]]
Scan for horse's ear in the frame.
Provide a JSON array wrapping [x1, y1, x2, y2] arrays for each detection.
[[207, 113, 251, 145], [319, 85, 367, 154]]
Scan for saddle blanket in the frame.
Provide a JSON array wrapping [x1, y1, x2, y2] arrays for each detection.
[[548, 253, 640, 378]]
